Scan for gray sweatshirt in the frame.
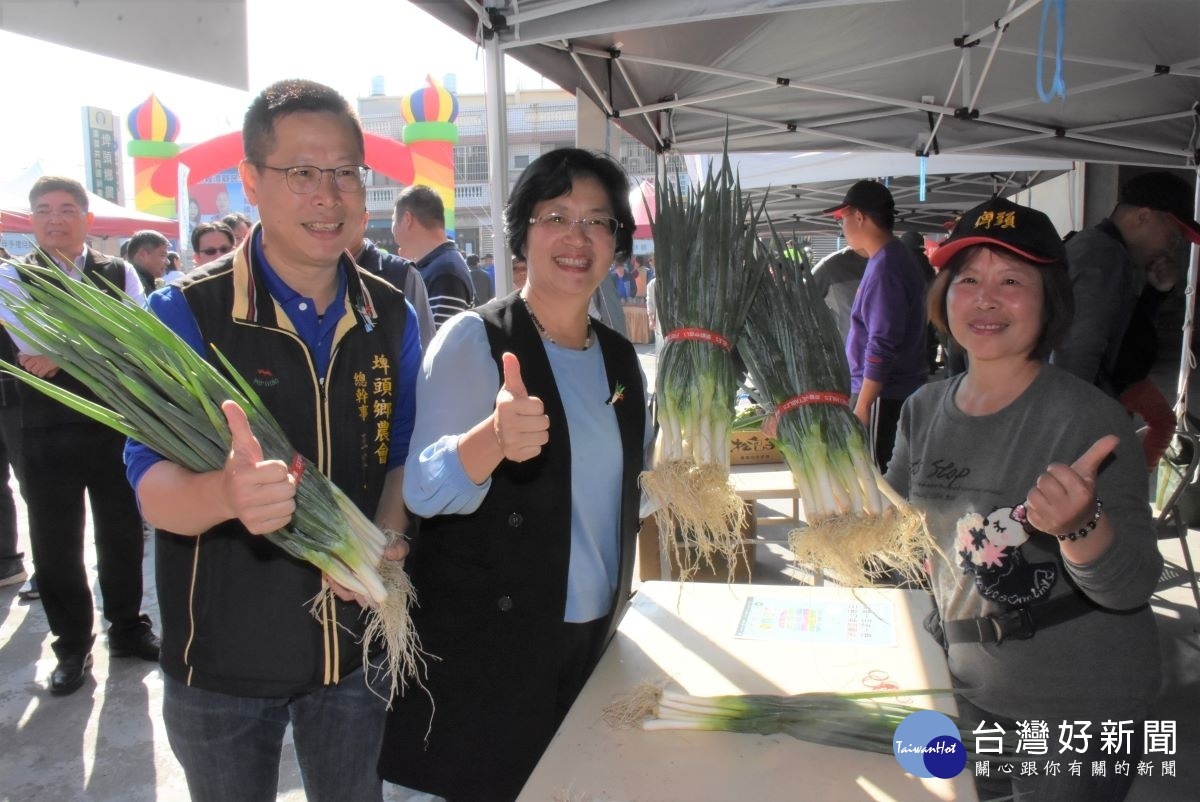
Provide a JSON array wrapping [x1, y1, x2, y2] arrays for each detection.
[[885, 366, 1162, 721]]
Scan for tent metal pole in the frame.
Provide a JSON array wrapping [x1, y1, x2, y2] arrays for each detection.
[[620, 86, 776, 117], [964, 0, 1017, 115], [505, 0, 607, 27], [985, 70, 1161, 115], [1173, 172, 1200, 427], [1062, 132, 1193, 162], [613, 57, 666, 150], [568, 45, 615, 117], [997, 43, 1192, 73], [958, 0, 1043, 48], [484, 29, 512, 298], [1073, 111, 1200, 135]]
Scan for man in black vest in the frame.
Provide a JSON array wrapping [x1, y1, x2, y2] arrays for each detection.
[[124, 79, 419, 802], [0, 176, 159, 696]]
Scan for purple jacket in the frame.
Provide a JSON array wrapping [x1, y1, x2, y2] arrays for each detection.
[[846, 238, 928, 399]]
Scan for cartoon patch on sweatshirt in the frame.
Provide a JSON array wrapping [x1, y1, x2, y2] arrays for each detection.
[[954, 504, 1056, 606]]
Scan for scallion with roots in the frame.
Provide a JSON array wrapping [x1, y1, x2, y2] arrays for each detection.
[[738, 233, 934, 585], [644, 149, 772, 581], [605, 683, 1018, 767], [0, 258, 421, 699]]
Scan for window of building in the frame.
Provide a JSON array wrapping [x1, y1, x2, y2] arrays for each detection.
[[454, 144, 489, 182]]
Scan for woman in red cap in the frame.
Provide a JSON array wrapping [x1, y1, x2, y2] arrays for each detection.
[[885, 196, 1162, 802]]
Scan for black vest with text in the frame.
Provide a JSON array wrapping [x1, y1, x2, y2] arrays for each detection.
[[155, 248, 408, 696]]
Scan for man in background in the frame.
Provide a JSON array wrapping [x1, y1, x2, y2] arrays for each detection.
[[391, 185, 473, 329], [0, 176, 159, 696], [810, 245, 868, 342], [126, 229, 172, 294], [221, 211, 253, 246], [355, 211, 436, 348], [1052, 170, 1199, 395], [191, 221, 235, 268], [467, 253, 494, 305], [824, 180, 928, 471]]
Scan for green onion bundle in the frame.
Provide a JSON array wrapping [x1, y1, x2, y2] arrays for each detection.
[[0, 260, 419, 696], [644, 152, 772, 581], [738, 238, 932, 585], [606, 684, 1018, 766]]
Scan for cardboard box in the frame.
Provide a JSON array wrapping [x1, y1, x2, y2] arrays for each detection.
[[729, 431, 784, 465]]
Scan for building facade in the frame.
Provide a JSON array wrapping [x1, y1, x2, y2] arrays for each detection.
[[358, 84, 671, 261]]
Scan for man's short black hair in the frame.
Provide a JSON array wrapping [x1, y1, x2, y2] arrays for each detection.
[[221, 212, 252, 231], [29, 176, 89, 211], [191, 221, 235, 252], [127, 230, 170, 260], [504, 148, 635, 261], [394, 185, 446, 230], [243, 79, 364, 165], [466, 254, 480, 268]]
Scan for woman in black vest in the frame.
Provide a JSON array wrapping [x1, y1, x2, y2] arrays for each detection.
[[379, 149, 646, 802]]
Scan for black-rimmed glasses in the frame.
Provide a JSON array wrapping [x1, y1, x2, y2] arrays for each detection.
[[255, 164, 368, 194]]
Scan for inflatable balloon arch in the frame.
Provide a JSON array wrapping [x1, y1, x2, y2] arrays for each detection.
[[127, 75, 459, 244]]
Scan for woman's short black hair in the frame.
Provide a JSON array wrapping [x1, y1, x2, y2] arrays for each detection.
[[505, 148, 635, 261], [927, 244, 1074, 362]]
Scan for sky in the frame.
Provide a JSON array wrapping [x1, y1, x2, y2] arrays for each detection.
[[1, 0, 550, 191]]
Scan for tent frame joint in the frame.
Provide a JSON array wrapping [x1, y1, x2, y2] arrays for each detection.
[[954, 107, 980, 120], [484, 8, 508, 38]]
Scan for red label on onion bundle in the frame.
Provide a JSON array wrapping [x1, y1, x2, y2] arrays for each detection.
[[665, 327, 733, 352], [288, 453, 305, 484], [775, 391, 851, 418]]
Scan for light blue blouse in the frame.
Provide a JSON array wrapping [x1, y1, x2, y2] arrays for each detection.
[[404, 311, 648, 623]]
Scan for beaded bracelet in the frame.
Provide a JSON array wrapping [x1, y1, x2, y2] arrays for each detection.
[[1057, 499, 1103, 542]]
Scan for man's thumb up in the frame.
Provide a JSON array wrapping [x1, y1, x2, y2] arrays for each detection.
[[223, 399, 264, 466], [501, 352, 528, 398]]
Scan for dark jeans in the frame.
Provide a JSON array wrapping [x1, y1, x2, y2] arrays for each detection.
[[163, 671, 387, 802], [23, 422, 147, 656], [955, 694, 1141, 802]]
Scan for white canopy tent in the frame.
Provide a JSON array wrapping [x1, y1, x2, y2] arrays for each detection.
[[415, 0, 1200, 415], [687, 150, 1075, 234]]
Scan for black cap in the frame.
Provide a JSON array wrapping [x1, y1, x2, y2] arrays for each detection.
[[1119, 171, 1200, 245], [930, 197, 1066, 269], [821, 180, 895, 218]]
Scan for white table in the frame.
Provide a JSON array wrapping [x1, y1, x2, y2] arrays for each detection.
[[518, 581, 977, 801]]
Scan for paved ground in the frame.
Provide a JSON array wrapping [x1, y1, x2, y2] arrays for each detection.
[[2, 343, 1199, 800]]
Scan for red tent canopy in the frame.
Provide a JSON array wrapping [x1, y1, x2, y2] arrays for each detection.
[[628, 180, 655, 239], [1, 190, 177, 239]]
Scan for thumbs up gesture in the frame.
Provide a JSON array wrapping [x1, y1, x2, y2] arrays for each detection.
[[1023, 435, 1118, 537], [220, 399, 297, 534], [493, 352, 550, 463]]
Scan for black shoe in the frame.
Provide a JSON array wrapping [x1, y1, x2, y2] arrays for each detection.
[[0, 558, 27, 588], [50, 653, 93, 696], [108, 628, 161, 661]]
